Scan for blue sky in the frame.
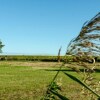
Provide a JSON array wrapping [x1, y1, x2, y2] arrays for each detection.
[[0, 0, 100, 55]]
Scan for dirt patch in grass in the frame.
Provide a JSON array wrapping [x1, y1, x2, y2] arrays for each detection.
[[0, 61, 62, 68], [0, 61, 100, 70]]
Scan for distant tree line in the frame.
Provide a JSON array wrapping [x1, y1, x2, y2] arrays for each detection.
[[0, 55, 100, 62]]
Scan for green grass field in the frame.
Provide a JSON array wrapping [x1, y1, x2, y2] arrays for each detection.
[[0, 61, 99, 100]]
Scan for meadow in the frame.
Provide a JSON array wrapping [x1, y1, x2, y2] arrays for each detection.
[[0, 60, 99, 100]]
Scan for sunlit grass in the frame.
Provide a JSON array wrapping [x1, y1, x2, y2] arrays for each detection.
[[0, 61, 99, 100]]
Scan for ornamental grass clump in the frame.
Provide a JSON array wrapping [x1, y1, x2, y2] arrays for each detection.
[[42, 12, 100, 100]]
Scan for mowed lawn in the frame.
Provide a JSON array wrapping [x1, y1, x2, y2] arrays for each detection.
[[0, 61, 99, 100]]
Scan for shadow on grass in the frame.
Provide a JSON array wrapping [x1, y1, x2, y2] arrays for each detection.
[[45, 69, 100, 73]]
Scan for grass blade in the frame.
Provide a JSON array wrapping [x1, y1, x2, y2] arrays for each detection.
[[63, 72, 100, 98], [50, 90, 69, 100]]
